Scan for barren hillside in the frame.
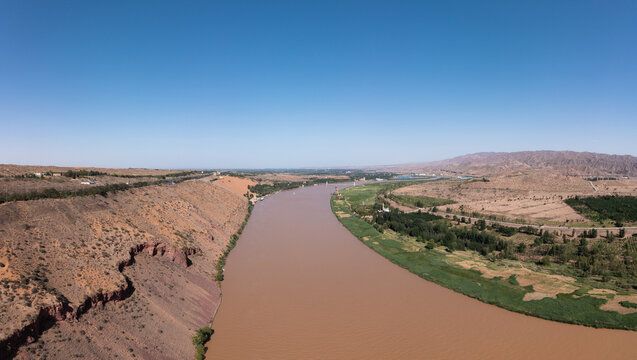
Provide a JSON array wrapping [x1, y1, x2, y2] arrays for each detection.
[[385, 151, 637, 176], [0, 179, 248, 359], [394, 174, 637, 225]]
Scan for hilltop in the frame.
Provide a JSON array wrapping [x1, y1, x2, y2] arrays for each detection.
[[382, 151, 637, 177]]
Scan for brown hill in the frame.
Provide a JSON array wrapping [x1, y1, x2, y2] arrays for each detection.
[[389, 151, 637, 176], [0, 178, 248, 359]]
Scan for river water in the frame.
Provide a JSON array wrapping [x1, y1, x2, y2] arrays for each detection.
[[208, 184, 637, 359]]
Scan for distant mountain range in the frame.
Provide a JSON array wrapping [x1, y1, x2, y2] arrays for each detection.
[[381, 151, 637, 177]]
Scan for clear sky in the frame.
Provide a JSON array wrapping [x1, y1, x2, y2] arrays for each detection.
[[1, 1, 636, 169]]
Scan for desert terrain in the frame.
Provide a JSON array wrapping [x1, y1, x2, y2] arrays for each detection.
[[393, 173, 637, 225], [0, 169, 249, 359], [386, 151, 637, 177]]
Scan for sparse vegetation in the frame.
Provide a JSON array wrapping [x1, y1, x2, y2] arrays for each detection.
[[216, 202, 254, 282]]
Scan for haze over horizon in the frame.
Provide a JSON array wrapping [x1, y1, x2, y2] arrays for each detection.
[[2, 1, 636, 169]]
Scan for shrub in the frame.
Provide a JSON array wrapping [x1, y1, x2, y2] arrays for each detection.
[[620, 301, 637, 309], [508, 275, 519, 286], [192, 326, 213, 359]]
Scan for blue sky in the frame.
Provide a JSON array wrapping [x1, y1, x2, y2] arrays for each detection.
[[1, 1, 635, 168]]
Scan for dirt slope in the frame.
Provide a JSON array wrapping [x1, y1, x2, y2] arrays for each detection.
[[0, 180, 247, 359]]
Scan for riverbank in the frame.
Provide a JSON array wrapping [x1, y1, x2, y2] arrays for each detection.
[[332, 182, 637, 330], [207, 184, 637, 359], [196, 199, 253, 359]]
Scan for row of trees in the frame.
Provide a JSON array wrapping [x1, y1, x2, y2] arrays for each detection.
[[62, 170, 107, 178], [0, 173, 209, 204], [248, 177, 345, 196], [373, 209, 516, 259]]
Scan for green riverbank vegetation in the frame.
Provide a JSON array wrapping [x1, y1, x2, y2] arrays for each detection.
[[192, 326, 213, 360], [332, 182, 637, 330], [216, 200, 254, 282]]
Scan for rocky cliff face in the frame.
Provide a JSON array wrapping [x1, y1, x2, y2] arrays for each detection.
[[0, 180, 247, 359]]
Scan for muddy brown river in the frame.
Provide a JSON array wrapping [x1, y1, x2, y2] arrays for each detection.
[[208, 184, 637, 359]]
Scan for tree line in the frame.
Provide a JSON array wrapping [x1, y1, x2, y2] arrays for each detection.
[[373, 209, 516, 259]]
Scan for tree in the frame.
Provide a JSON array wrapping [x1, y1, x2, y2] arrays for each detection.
[[516, 243, 527, 253], [476, 219, 487, 231], [578, 238, 589, 256]]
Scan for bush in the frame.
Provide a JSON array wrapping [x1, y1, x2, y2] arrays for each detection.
[[508, 275, 520, 286], [620, 301, 637, 309], [192, 326, 213, 359]]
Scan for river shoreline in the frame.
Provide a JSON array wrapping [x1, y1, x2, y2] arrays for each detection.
[[208, 184, 637, 359], [332, 183, 637, 330]]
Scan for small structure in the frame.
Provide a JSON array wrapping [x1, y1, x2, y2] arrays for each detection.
[[80, 181, 96, 185]]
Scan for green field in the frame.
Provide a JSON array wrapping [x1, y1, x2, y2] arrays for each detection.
[[332, 183, 637, 330]]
